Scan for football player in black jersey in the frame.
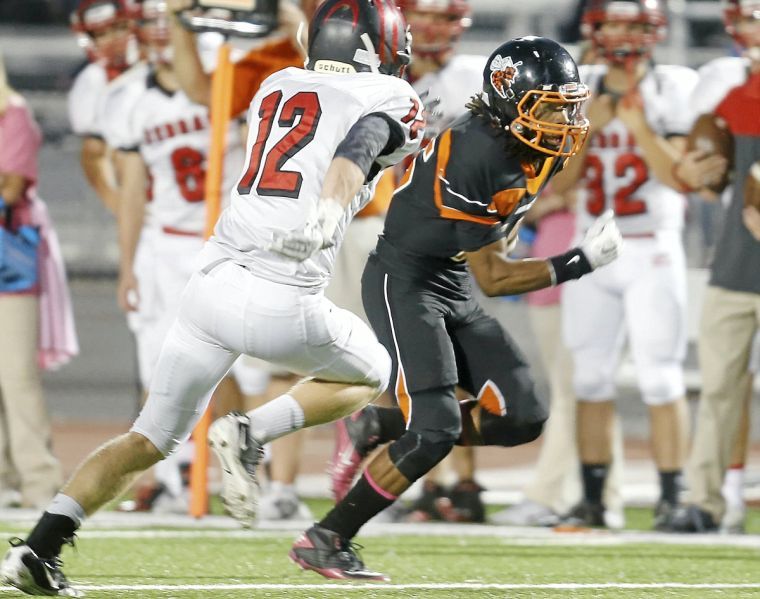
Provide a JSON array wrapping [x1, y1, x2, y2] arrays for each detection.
[[289, 36, 623, 581]]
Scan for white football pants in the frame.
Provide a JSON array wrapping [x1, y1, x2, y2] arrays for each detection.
[[131, 258, 391, 455]]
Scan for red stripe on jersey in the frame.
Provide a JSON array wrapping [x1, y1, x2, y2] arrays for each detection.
[[376, 0, 387, 64], [179, 120, 188, 134], [165, 123, 175, 138], [154, 126, 164, 141], [193, 115, 204, 131]]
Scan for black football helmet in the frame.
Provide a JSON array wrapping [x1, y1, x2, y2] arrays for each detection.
[[581, 0, 667, 65], [306, 0, 412, 77], [482, 37, 589, 158]]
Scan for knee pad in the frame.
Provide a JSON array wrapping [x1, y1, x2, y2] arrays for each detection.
[[639, 361, 685, 405], [479, 410, 546, 447], [388, 430, 457, 482], [573, 368, 616, 402]]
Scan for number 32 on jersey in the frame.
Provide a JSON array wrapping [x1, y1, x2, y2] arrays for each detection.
[[584, 152, 649, 217]]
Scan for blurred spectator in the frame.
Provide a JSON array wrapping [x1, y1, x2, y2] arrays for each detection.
[[0, 52, 77, 508], [664, 0, 760, 533], [68, 0, 136, 214], [552, 0, 702, 530]]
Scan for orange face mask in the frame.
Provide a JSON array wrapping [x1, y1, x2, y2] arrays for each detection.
[[509, 83, 591, 158]]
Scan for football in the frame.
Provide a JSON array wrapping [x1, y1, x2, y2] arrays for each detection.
[[686, 113, 734, 193], [745, 161, 760, 210]]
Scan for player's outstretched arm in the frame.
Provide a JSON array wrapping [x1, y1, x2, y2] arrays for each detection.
[[270, 114, 400, 261], [168, 0, 211, 106], [467, 238, 554, 297], [467, 211, 622, 296]]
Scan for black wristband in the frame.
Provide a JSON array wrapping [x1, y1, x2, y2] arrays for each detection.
[[548, 248, 593, 286]]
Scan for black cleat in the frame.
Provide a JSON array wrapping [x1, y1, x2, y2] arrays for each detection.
[[0, 538, 82, 597], [289, 525, 388, 581], [659, 504, 718, 533], [653, 499, 678, 532], [405, 480, 446, 522], [329, 407, 382, 502], [556, 500, 606, 530], [446, 480, 486, 523]]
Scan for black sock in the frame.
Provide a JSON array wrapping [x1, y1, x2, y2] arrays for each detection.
[[26, 512, 79, 559], [659, 470, 682, 505], [319, 475, 395, 539], [375, 407, 406, 443], [581, 463, 609, 505]]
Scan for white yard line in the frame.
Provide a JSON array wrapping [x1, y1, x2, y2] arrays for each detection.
[[2, 582, 760, 592], [1, 520, 760, 548]]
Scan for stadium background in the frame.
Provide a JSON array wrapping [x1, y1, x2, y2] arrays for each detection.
[[0, 0, 757, 504]]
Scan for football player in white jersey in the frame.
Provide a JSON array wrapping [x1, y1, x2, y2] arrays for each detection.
[[68, 0, 135, 214], [551, 0, 704, 530], [0, 1, 422, 594]]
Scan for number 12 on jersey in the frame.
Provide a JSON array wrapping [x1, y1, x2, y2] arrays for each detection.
[[237, 90, 322, 198]]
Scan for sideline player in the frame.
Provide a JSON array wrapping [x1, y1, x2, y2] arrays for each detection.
[[663, 0, 760, 534], [290, 37, 622, 581], [69, 0, 135, 214], [550, 0, 707, 530], [108, 0, 248, 511], [0, 1, 423, 594]]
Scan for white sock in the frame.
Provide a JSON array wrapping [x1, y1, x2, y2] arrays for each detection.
[[47, 494, 86, 528], [246, 394, 305, 445], [270, 481, 296, 496], [722, 467, 745, 510]]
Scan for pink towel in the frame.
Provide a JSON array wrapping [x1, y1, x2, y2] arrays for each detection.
[[526, 210, 576, 308], [27, 197, 79, 370]]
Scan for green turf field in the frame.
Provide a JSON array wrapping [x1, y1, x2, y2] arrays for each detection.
[[1, 505, 759, 598]]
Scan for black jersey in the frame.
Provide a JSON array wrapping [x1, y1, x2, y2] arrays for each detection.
[[375, 112, 563, 290]]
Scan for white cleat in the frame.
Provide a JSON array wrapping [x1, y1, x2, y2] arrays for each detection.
[[0, 539, 82, 597], [208, 412, 264, 528], [258, 486, 313, 522], [489, 500, 559, 527]]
